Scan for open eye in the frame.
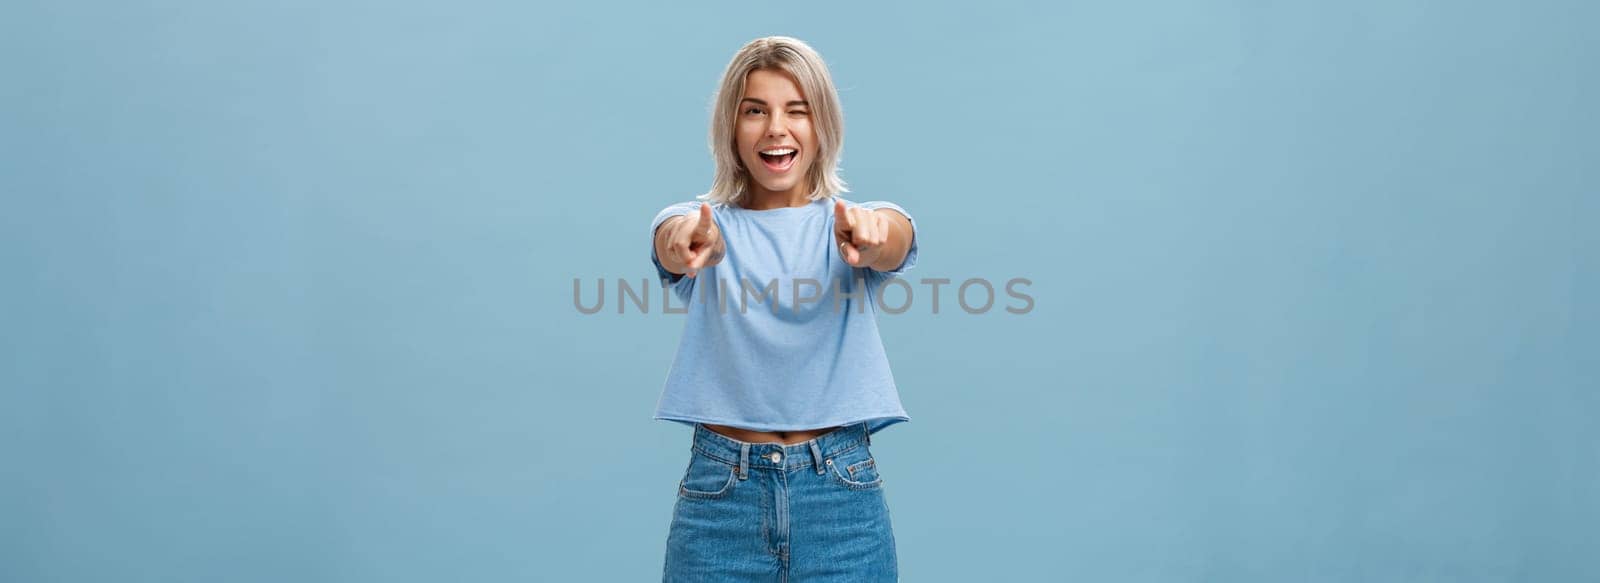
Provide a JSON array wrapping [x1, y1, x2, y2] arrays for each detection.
[[744, 106, 765, 116]]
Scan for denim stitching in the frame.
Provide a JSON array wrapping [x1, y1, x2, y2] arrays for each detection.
[[691, 442, 863, 471], [826, 447, 882, 490], [678, 457, 739, 499], [827, 459, 883, 490], [847, 458, 875, 477]]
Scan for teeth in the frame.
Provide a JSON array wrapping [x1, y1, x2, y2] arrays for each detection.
[[760, 148, 796, 156]]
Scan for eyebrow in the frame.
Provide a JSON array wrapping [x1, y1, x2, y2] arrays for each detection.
[[741, 98, 809, 108]]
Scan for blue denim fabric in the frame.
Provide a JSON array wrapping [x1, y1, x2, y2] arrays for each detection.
[[663, 422, 898, 582]]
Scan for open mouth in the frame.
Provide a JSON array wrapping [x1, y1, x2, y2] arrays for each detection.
[[758, 147, 798, 173]]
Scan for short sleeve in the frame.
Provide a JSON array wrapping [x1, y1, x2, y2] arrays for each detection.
[[650, 201, 703, 300], [855, 200, 918, 276]]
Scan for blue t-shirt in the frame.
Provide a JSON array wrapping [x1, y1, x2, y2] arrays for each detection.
[[648, 196, 918, 435]]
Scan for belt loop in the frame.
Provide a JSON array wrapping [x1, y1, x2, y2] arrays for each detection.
[[738, 443, 750, 480], [862, 422, 871, 446], [809, 440, 825, 475]]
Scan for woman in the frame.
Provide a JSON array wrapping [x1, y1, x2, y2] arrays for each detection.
[[650, 36, 918, 582]]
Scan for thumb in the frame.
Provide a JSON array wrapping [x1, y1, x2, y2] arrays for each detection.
[[838, 238, 860, 266]]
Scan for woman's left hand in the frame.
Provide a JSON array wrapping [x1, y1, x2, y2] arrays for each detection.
[[834, 199, 889, 267]]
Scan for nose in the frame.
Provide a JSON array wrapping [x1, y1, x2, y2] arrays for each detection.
[[765, 111, 788, 138]]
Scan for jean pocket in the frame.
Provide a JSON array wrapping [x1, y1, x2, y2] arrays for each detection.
[[824, 444, 883, 490], [678, 450, 738, 499]]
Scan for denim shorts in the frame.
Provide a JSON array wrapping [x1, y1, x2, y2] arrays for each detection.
[[662, 422, 898, 582]]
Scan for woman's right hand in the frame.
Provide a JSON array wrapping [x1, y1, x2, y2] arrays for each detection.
[[658, 203, 724, 278]]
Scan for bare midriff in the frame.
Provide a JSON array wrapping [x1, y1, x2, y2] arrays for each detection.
[[703, 423, 842, 446]]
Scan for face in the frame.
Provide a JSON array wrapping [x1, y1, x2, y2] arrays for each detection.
[[734, 68, 816, 200]]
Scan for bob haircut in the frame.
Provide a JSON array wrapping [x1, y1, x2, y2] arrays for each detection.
[[700, 36, 847, 204]]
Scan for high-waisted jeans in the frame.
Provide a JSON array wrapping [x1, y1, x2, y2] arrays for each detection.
[[662, 422, 898, 582]]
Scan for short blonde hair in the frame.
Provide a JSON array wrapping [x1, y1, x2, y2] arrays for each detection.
[[701, 36, 847, 205]]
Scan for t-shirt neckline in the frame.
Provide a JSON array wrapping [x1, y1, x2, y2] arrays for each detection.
[[730, 197, 829, 215]]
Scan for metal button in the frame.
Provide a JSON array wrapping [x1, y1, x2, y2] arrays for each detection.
[[768, 451, 782, 463]]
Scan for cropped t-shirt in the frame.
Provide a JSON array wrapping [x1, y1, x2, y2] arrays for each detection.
[[648, 196, 918, 435]]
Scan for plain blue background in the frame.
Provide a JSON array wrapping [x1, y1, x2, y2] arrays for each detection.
[[2, 1, 1594, 581]]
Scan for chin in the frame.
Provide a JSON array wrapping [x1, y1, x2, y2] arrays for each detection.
[[764, 171, 812, 194], [755, 179, 799, 193]]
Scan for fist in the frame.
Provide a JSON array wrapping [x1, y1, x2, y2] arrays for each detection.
[[667, 203, 722, 278], [834, 199, 889, 267]]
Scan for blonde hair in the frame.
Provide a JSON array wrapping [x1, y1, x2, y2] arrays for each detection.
[[700, 36, 847, 205]]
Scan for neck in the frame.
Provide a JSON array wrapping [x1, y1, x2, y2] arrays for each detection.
[[741, 184, 811, 210]]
